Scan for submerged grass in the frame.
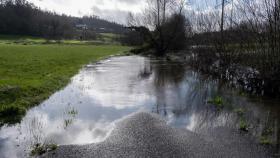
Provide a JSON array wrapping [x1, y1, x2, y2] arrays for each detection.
[[0, 43, 130, 125], [208, 96, 224, 110], [260, 136, 273, 145], [234, 108, 246, 116], [239, 118, 249, 132], [259, 127, 274, 145], [30, 143, 58, 156]]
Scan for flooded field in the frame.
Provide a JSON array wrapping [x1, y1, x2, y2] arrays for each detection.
[[0, 56, 279, 157]]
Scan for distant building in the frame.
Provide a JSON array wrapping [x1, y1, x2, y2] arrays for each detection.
[[76, 24, 88, 30]]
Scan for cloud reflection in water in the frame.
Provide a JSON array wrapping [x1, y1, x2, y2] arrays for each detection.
[[0, 56, 279, 157]]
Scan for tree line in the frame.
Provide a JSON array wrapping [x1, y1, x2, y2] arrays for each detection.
[[0, 0, 125, 39], [189, 0, 280, 96], [122, 0, 191, 56], [123, 0, 280, 96]]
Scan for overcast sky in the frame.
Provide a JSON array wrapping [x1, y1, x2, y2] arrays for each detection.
[[27, 0, 220, 24]]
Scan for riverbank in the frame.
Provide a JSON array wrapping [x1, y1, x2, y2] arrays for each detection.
[[0, 43, 130, 125], [0, 55, 277, 157], [42, 112, 272, 158], [189, 46, 280, 97]]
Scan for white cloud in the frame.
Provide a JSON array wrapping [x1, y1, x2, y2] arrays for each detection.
[[27, 0, 222, 24], [27, 0, 146, 23]]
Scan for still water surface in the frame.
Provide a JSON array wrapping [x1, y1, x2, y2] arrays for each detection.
[[0, 56, 279, 157]]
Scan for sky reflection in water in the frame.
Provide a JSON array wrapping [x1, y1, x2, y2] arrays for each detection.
[[0, 56, 279, 157]]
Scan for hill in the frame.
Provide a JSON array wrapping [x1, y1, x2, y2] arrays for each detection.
[[0, 0, 126, 39]]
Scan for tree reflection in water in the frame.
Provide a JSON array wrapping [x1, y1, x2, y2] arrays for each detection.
[[139, 57, 280, 153], [0, 56, 279, 157]]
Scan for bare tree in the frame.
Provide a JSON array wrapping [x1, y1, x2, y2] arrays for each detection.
[[127, 0, 190, 55], [191, 0, 280, 95]]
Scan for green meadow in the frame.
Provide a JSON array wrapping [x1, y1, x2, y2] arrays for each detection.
[[0, 34, 121, 45], [0, 40, 130, 125]]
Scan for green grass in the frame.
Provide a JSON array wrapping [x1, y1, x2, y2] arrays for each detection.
[[239, 118, 249, 132], [234, 108, 249, 132], [259, 127, 274, 145], [100, 33, 118, 38], [260, 136, 272, 145], [0, 34, 120, 45], [0, 43, 130, 125], [208, 96, 224, 110], [0, 35, 46, 45], [98, 33, 120, 43]]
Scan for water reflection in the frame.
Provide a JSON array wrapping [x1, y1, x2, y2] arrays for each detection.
[[0, 56, 279, 157]]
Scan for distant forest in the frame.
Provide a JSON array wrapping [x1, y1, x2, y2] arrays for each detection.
[[0, 0, 126, 39]]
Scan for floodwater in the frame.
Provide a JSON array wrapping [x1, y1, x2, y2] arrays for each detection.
[[0, 56, 279, 157]]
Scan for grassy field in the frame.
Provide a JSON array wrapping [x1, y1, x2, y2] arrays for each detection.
[[0, 33, 121, 45], [0, 42, 130, 125], [98, 33, 120, 44]]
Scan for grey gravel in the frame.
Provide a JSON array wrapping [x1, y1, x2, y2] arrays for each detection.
[[42, 112, 272, 158]]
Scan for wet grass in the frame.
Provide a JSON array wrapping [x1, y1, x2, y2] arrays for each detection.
[[239, 118, 249, 132], [208, 96, 224, 110], [260, 136, 273, 145], [259, 128, 274, 145], [234, 108, 246, 116], [30, 143, 58, 156], [0, 43, 130, 125], [233, 107, 249, 131]]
